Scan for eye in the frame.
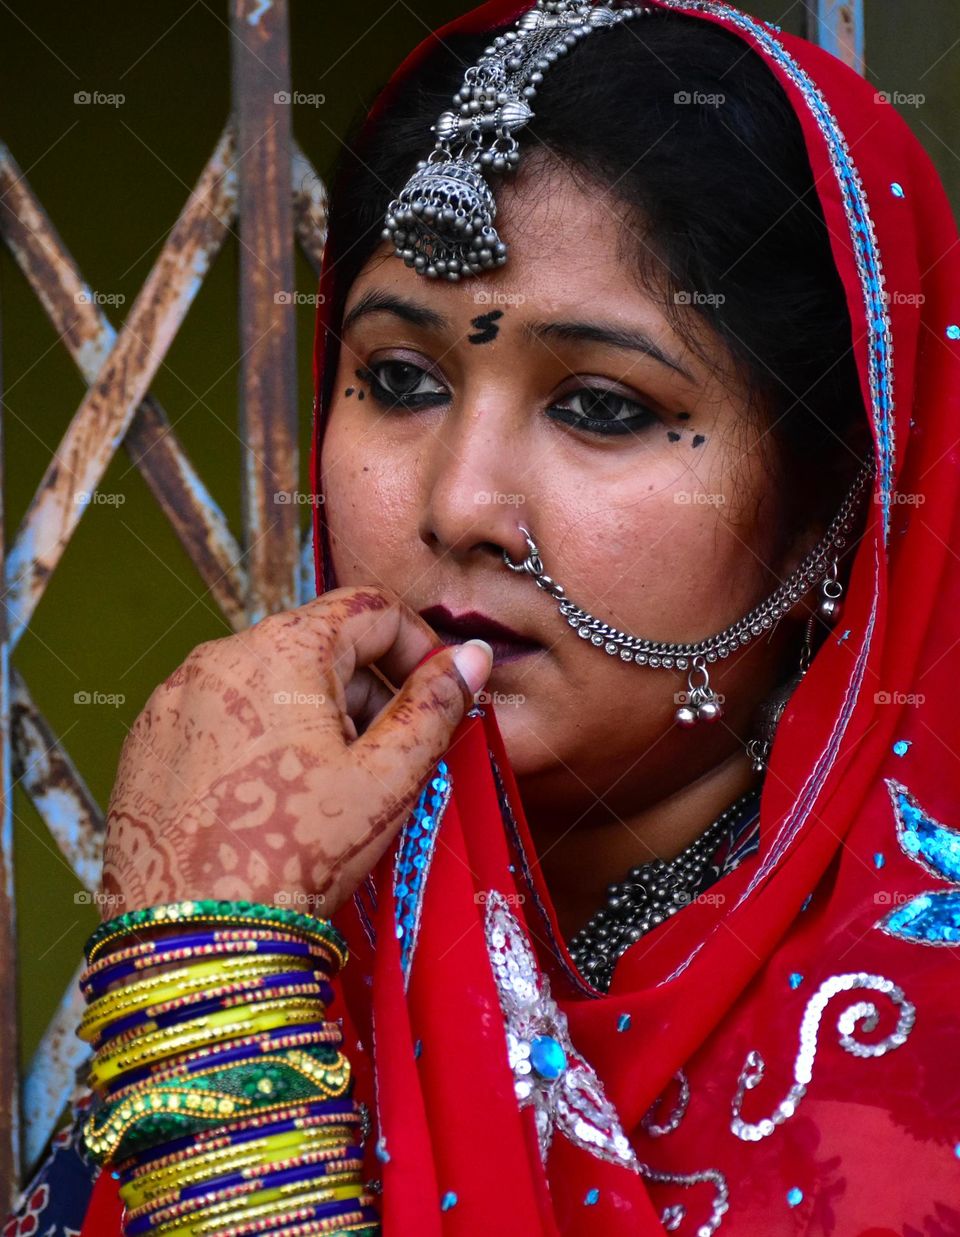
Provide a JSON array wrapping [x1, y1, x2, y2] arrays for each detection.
[[547, 387, 658, 437], [360, 360, 448, 410]]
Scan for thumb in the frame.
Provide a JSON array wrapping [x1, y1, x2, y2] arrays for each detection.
[[351, 639, 493, 800]]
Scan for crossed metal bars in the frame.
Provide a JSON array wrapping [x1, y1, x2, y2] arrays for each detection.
[[0, 0, 328, 1208]]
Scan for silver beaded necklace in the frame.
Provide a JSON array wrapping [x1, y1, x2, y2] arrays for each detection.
[[567, 784, 762, 991]]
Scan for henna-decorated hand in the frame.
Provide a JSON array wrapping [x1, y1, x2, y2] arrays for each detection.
[[99, 586, 493, 921]]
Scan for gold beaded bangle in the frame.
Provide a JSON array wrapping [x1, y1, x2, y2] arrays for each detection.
[[157, 1180, 367, 1237], [120, 1126, 357, 1209], [123, 1134, 361, 1215], [85, 901, 347, 969], [116, 1106, 361, 1179], [106, 1022, 344, 1106], [88, 1000, 326, 1087], [220, 1218, 376, 1237], [81, 928, 337, 987], [86, 971, 329, 1049], [214, 1209, 376, 1237], [79, 955, 311, 1039], [128, 1149, 364, 1225]]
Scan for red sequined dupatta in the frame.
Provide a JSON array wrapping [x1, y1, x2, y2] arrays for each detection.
[[311, 3, 960, 1234]]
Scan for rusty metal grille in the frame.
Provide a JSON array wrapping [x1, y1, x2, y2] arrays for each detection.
[[0, 0, 327, 1206]]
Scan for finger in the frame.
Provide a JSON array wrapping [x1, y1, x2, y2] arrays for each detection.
[[301, 586, 445, 695], [350, 639, 493, 806], [343, 666, 396, 736]]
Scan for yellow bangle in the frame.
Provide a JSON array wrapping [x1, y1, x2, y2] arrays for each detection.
[[88, 1000, 325, 1087], [79, 956, 309, 1040], [121, 1126, 356, 1211], [159, 1181, 367, 1237]]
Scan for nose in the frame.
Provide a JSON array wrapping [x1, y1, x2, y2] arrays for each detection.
[[417, 402, 535, 569]]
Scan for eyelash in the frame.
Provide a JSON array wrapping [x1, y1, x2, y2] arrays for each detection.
[[358, 359, 658, 438]]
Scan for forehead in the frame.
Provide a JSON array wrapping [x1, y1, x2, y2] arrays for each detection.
[[349, 158, 659, 326]]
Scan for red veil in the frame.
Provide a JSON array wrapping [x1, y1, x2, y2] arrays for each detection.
[[80, 2, 960, 1234], [312, 3, 960, 1234]]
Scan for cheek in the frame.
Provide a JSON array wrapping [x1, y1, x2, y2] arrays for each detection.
[[320, 404, 420, 587], [537, 455, 770, 651]]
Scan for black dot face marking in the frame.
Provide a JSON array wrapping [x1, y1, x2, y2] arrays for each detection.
[[468, 309, 504, 345], [355, 367, 372, 400], [667, 431, 681, 442], [344, 387, 355, 398], [692, 434, 706, 448], [677, 412, 691, 421]]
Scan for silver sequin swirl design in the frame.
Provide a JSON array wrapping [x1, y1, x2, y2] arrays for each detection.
[[637, 1161, 730, 1235], [730, 972, 916, 1141], [641, 1069, 691, 1137]]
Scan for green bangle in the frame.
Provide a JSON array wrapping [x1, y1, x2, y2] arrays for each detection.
[[83, 1046, 352, 1163], [84, 899, 348, 967]]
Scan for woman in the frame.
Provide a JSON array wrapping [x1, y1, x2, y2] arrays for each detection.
[[7, 1, 960, 1234]]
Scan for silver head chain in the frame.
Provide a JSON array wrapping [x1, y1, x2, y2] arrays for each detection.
[[502, 456, 873, 727], [382, 1, 655, 280]]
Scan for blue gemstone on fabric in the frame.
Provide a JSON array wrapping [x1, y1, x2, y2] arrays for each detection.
[[530, 1035, 567, 1080], [789, 972, 803, 989], [414, 1038, 423, 1058], [787, 1187, 804, 1207], [874, 852, 886, 869], [947, 325, 960, 340], [954, 1143, 960, 1159], [890, 182, 904, 197], [893, 739, 911, 757], [440, 1191, 458, 1211], [617, 1013, 632, 1032], [375, 1136, 391, 1163], [584, 1188, 600, 1205], [836, 628, 851, 645], [800, 893, 813, 911]]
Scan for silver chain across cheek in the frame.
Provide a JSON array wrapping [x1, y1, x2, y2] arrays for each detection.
[[501, 455, 873, 727]]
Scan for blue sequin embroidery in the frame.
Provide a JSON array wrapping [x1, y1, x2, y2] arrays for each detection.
[[875, 778, 960, 945], [393, 760, 452, 987]]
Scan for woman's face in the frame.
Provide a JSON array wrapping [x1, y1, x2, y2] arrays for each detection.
[[321, 160, 816, 825]]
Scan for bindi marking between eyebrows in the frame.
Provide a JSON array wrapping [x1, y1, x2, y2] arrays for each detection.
[[467, 310, 504, 344]]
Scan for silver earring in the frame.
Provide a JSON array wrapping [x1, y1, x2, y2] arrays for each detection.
[[746, 562, 845, 772]]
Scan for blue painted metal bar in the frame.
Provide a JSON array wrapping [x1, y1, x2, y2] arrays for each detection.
[[808, 0, 865, 74]]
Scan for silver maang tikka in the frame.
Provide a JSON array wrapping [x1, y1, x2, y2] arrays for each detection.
[[382, 1, 655, 280], [502, 457, 872, 730]]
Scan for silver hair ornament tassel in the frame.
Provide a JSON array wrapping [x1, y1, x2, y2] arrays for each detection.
[[383, 1, 655, 281], [502, 458, 873, 727]]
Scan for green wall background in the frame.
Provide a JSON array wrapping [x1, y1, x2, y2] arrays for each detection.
[[1, 1, 957, 1078]]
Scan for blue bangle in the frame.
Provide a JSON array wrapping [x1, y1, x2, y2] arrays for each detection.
[[92, 973, 335, 1049], [81, 931, 335, 999]]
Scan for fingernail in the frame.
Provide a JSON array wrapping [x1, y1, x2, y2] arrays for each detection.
[[453, 639, 494, 694]]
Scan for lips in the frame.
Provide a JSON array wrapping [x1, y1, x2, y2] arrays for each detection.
[[418, 604, 543, 666]]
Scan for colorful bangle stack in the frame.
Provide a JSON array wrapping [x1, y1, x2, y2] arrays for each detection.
[[76, 899, 380, 1236]]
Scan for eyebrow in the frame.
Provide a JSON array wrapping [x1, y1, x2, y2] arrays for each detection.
[[341, 289, 694, 381]]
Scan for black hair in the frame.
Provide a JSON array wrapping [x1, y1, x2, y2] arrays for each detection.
[[322, 11, 871, 543]]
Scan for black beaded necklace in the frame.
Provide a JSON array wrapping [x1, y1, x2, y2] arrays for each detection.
[[568, 783, 764, 992]]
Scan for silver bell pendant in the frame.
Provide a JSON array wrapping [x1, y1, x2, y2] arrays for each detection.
[[818, 558, 843, 623], [674, 656, 724, 728]]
